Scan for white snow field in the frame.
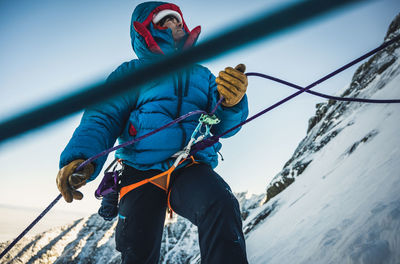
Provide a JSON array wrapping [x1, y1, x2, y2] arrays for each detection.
[[246, 45, 400, 264]]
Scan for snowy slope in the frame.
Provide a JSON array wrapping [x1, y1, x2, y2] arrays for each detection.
[[245, 14, 400, 264]]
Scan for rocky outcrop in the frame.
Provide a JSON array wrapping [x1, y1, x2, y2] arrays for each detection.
[[263, 13, 400, 204]]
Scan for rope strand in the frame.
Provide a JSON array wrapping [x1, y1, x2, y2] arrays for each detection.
[[246, 72, 400, 103], [196, 35, 400, 145]]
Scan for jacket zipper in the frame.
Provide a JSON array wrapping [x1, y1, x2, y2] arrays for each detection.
[[176, 71, 186, 149], [184, 68, 190, 96]]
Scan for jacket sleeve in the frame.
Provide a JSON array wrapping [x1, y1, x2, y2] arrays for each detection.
[[59, 62, 136, 181], [208, 72, 249, 138]]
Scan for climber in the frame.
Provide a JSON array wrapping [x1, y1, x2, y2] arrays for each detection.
[[56, 1, 249, 263]]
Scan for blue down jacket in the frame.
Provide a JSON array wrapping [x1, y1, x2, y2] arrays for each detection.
[[60, 1, 249, 180]]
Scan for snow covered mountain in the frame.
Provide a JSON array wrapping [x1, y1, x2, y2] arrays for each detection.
[[0, 192, 264, 264], [245, 13, 400, 263], [1, 13, 400, 264]]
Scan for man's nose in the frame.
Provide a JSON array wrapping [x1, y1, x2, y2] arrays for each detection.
[[176, 21, 183, 28]]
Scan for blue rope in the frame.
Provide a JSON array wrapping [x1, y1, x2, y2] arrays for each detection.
[[0, 0, 366, 143]]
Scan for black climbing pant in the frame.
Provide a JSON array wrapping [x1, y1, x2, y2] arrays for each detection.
[[115, 163, 248, 264]]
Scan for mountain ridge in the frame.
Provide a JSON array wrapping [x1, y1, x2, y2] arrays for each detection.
[[263, 12, 400, 205]]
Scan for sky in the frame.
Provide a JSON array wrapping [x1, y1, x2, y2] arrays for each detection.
[[0, 0, 399, 220]]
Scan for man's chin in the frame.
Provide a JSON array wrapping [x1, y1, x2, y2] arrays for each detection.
[[174, 32, 186, 43]]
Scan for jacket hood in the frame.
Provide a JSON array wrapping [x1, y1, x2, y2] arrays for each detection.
[[130, 1, 201, 60]]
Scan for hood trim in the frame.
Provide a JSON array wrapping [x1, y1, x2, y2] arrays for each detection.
[[152, 9, 182, 24], [133, 21, 164, 54], [183, 26, 201, 50]]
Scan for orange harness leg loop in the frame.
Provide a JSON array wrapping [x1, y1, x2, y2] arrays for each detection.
[[119, 167, 174, 200], [119, 178, 150, 200], [119, 156, 197, 201]]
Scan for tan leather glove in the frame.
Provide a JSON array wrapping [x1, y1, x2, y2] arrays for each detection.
[[216, 64, 248, 107], [56, 159, 94, 203]]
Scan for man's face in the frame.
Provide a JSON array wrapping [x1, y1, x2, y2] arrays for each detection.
[[160, 16, 185, 43]]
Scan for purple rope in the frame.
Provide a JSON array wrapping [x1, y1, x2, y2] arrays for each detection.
[[210, 97, 224, 115], [246, 72, 400, 103], [76, 99, 224, 171], [76, 109, 207, 171], [2, 35, 398, 261], [0, 194, 62, 260], [191, 35, 400, 154]]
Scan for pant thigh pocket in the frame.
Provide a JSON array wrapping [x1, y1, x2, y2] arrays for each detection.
[[115, 213, 129, 252]]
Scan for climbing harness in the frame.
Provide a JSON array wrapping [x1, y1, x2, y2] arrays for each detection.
[[1, 35, 400, 260], [115, 113, 219, 217], [118, 113, 219, 216], [95, 113, 219, 201]]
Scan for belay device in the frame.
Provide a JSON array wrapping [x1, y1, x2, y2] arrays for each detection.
[[94, 158, 121, 199]]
